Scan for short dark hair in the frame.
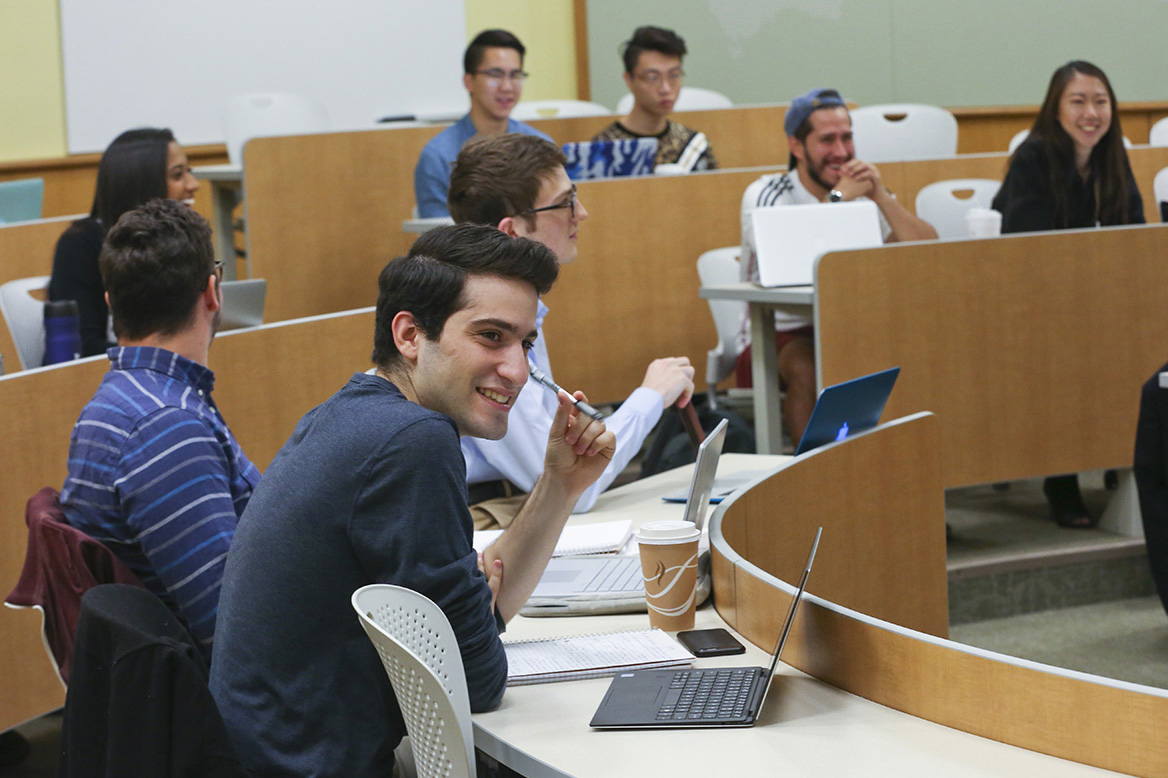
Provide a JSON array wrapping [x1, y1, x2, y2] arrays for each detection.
[[464, 29, 526, 74], [99, 199, 216, 341], [91, 128, 175, 230], [621, 26, 686, 74], [373, 224, 559, 369], [448, 135, 567, 229]]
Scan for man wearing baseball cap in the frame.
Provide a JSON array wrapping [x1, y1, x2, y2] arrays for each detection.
[[736, 88, 936, 443]]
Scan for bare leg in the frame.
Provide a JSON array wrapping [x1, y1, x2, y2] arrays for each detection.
[[777, 334, 816, 444]]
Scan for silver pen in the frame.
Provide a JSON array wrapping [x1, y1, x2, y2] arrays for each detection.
[[528, 363, 605, 421]]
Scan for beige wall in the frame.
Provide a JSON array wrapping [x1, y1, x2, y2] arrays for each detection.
[[0, 0, 578, 164], [0, 0, 67, 161]]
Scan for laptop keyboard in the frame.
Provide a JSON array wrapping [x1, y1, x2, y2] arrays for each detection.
[[581, 557, 643, 593], [656, 668, 760, 721]]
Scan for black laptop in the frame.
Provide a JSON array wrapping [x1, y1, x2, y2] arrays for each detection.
[[589, 527, 821, 729]]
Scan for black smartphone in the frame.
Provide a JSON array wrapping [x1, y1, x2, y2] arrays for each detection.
[[677, 628, 745, 657]]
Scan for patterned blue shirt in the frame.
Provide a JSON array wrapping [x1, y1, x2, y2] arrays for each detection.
[[61, 346, 259, 660]]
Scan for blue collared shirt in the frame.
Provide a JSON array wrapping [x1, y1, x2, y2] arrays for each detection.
[[61, 346, 259, 660], [413, 113, 554, 218]]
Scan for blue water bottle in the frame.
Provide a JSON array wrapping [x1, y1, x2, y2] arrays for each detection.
[[43, 300, 82, 366]]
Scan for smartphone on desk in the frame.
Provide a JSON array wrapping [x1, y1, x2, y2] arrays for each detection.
[[677, 628, 745, 657]]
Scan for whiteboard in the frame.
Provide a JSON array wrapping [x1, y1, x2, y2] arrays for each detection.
[[59, 0, 468, 153]]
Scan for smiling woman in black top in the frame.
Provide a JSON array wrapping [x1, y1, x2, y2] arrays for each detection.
[[992, 60, 1144, 528], [47, 128, 200, 358]]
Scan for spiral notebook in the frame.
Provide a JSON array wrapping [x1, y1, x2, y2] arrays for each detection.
[[473, 520, 633, 558], [504, 629, 692, 686]]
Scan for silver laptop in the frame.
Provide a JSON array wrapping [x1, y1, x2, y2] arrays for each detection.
[[525, 420, 729, 606], [752, 200, 883, 287], [590, 527, 820, 729], [218, 279, 266, 331]]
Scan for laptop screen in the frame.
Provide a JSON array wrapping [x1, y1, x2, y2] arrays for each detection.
[[755, 527, 822, 711]]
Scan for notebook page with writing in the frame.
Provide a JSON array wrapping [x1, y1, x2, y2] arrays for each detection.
[[504, 629, 692, 686]]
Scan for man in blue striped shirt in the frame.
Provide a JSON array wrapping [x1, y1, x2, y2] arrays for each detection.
[[61, 199, 258, 662]]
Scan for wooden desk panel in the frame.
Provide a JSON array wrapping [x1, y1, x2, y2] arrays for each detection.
[[814, 225, 1168, 487], [714, 414, 1168, 776]]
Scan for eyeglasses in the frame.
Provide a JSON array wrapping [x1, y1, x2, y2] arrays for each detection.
[[475, 68, 529, 85], [524, 186, 578, 219], [214, 260, 225, 277], [634, 69, 684, 86]]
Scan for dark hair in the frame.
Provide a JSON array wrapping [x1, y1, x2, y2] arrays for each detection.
[[99, 199, 216, 341], [373, 224, 559, 368], [1026, 60, 1134, 226], [621, 26, 686, 74], [464, 29, 526, 74], [786, 89, 847, 169], [448, 135, 567, 229], [91, 128, 175, 230]]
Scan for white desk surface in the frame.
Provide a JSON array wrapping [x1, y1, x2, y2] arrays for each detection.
[[471, 455, 1122, 778], [699, 281, 814, 306], [191, 163, 243, 181]]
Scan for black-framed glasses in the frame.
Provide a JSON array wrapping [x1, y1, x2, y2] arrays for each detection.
[[524, 186, 577, 219], [475, 68, 529, 84]]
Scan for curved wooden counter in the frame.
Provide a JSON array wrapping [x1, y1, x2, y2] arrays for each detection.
[[711, 413, 1168, 776]]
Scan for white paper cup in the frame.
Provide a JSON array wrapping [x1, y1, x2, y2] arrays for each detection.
[[965, 207, 1002, 238], [636, 520, 701, 631]]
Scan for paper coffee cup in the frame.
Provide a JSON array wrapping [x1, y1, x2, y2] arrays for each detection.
[[965, 207, 1002, 238], [636, 520, 701, 631]]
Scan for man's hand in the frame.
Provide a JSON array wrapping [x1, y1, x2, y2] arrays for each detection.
[[641, 357, 696, 408], [836, 158, 883, 201], [543, 389, 616, 499]]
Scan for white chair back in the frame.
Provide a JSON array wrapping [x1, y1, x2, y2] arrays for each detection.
[[615, 86, 732, 115], [511, 100, 611, 121], [1151, 117, 1168, 147], [914, 179, 1002, 239], [1154, 166, 1168, 222], [223, 92, 329, 166], [0, 275, 50, 370], [848, 104, 957, 162], [352, 584, 474, 778], [696, 247, 745, 392]]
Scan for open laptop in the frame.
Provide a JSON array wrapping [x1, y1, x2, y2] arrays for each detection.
[[218, 279, 266, 331], [562, 138, 657, 181], [524, 419, 729, 608], [795, 367, 900, 455], [752, 200, 883, 287], [590, 527, 821, 729]]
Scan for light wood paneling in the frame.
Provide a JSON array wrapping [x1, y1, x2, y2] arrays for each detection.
[[0, 308, 373, 730], [714, 415, 1168, 776], [815, 225, 1168, 487], [717, 413, 947, 637]]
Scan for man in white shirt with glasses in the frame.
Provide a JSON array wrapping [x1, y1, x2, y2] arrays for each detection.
[[414, 29, 552, 218]]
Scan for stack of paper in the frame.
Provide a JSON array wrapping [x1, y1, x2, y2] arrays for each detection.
[[474, 520, 632, 557], [504, 629, 693, 686]]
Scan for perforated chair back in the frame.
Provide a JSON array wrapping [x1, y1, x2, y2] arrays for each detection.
[[849, 103, 957, 162], [353, 584, 474, 778], [696, 247, 745, 392], [0, 178, 44, 224], [616, 86, 732, 114], [1151, 117, 1168, 147], [0, 275, 49, 370], [511, 99, 611, 121], [1154, 166, 1168, 222], [224, 92, 329, 166], [914, 179, 1002, 239]]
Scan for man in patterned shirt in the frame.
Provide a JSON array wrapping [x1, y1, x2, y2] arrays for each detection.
[[591, 26, 717, 172], [61, 198, 258, 662]]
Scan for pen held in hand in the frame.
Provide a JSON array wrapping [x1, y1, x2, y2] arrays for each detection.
[[528, 363, 605, 421]]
